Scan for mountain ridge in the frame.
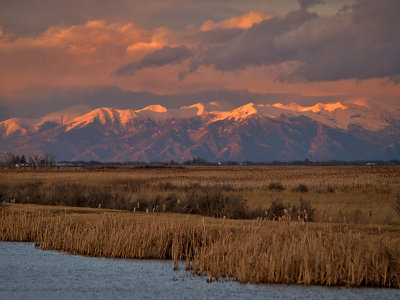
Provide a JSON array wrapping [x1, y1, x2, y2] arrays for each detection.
[[0, 101, 399, 162]]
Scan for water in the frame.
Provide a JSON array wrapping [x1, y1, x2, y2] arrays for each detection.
[[0, 242, 398, 300]]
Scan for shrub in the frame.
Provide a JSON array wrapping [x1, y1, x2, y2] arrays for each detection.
[[184, 188, 248, 219], [292, 184, 309, 193], [326, 186, 335, 193], [266, 199, 285, 220], [43, 183, 113, 208], [268, 182, 285, 191], [297, 197, 315, 221], [266, 197, 314, 222]]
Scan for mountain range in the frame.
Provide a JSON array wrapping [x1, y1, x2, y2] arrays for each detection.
[[1, 101, 400, 162]]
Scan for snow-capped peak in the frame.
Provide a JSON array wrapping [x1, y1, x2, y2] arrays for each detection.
[[272, 101, 348, 113], [180, 103, 207, 116], [270, 101, 387, 131], [0, 118, 30, 136], [65, 107, 124, 131], [137, 105, 168, 113], [0, 101, 395, 139], [212, 103, 258, 121]]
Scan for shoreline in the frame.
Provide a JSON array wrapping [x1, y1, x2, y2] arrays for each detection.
[[3, 240, 400, 292], [1, 204, 399, 289]]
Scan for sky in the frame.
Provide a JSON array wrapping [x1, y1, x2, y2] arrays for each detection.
[[0, 0, 399, 119]]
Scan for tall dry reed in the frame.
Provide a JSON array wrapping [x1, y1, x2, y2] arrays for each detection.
[[0, 209, 399, 288]]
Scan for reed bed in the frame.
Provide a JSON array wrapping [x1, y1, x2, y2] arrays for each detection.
[[1, 209, 399, 288]]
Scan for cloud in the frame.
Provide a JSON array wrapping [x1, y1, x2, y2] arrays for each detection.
[[0, 0, 399, 109], [0, 20, 150, 54], [0, 0, 304, 36], [183, 8, 317, 74], [298, 0, 324, 10], [283, 0, 400, 82], [200, 11, 273, 31], [0, 86, 356, 119], [179, 0, 400, 83], [126, 41, 163, 53], [115, 46, 193, 75], [0, 20, 169, 96]]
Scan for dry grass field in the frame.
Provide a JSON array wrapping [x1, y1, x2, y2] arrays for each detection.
[[1, 166, 399, 224], [1, 166, 400, 287]]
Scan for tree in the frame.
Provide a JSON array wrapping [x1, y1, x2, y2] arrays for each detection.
[[49, 153, 56, 167], [1, 152, 15, 169], [20, 155, 26, 168], [28, 155, 34, 169], [44, 152, 50, 168], [43, 152, 56, 168], [0, 152, 10, 168], [33, 154, 41, 169]]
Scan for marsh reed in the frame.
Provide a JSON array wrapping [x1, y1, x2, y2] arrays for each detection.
[[1, 209, 399, 288]]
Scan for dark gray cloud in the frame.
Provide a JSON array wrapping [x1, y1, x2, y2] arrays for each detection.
[[179, 8, 316, 75], [177, 0, 400, 82], [285, 0, 400, 82], [298, 0, 325, 9], [0, 0, 300, 35], [0, 86, 345, 120], [115, 46, 192, 75]]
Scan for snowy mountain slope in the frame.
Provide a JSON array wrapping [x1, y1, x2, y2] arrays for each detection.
[[0, 101, 399, 161]]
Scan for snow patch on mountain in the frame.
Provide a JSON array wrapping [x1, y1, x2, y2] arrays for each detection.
[[272, 101, 348, 113], [0, 101, 395, 139], [212, 103, 258, 121]]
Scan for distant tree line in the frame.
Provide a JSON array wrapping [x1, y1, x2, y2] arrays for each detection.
[[3, 153, 399, 169], [0, 152, 56, 169], [182, 157, 212, 166]]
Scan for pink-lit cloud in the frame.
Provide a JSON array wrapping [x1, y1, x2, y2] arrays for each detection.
[[0, 0, 399, 114], [200, 11, 274, 31]]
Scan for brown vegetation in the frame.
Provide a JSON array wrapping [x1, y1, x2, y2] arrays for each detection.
[[1, 166, 400, 287], [0, 207, 399, 288], [1, 166, 400, 224]]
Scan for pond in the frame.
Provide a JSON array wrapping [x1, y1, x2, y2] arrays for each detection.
[[0, 242, 398, 300]]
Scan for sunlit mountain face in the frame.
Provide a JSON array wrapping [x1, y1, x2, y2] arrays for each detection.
[[0, 1, 399, 161], [1, 101, 399, 162]]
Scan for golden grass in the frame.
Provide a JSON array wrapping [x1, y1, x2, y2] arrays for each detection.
[[2, 166, 400, 224], [1, 166, 400, 287], [1, 204, 399, 288]]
